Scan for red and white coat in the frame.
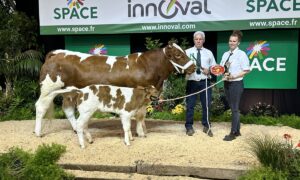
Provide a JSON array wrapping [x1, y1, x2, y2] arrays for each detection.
[[51, 85, 158, 148]]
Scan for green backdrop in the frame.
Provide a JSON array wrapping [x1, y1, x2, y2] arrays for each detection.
[[65, 35, 130, 56], [217, 30, 298, 89]]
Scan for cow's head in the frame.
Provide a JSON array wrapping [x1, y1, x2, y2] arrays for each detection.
[[164, 41, 196, 74], [137, 85, 159, 103]]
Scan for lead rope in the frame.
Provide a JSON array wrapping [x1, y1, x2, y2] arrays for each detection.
[[158, 78, 225, 103], [205, 78, 211, 134]]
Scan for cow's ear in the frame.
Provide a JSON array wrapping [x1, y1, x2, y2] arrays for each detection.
[[168, 41, 173, 48], [168, 40, 177, 46]]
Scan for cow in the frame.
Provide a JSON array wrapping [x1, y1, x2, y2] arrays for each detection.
[[35, 42, 195, 137], [50, 85, 159, 148]]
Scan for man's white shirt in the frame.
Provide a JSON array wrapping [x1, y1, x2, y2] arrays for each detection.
[[185, 46, 216, 81]]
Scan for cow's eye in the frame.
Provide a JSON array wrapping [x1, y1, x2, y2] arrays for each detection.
[[175, 55, 181, 58]]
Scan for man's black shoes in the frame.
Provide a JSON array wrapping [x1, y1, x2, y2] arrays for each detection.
[[186, 129, 195, 136], [223, 131, 241, 141], [234, 131, 241, 136], [203, 127, 213, 137], [223, 133, 236, 141]]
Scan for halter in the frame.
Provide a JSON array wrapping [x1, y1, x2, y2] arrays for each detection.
[[163, 47, 194, 74]]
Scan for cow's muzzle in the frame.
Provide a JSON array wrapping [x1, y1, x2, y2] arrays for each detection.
[[169, 60, 195, 74]]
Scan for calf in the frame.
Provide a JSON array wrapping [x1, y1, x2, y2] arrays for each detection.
[[52, 85, 158, 148]]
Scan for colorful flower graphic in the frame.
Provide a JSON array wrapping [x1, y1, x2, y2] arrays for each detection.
[[89, 44, 107, 55], [67, 0, 84, 9], [246, 40, 270, 60]]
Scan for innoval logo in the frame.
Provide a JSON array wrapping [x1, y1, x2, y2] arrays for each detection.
[[67, 0, 85, 9], [128, 0, 211, 19], [54, 0, 98, 19], [166, 0, 180, 14], [246, 41, 270, 60]]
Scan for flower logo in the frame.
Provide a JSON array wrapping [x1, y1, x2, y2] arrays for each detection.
[[89, 44, 107, 55], [246, 41, 270, 60], [67, 0, 84, 9]]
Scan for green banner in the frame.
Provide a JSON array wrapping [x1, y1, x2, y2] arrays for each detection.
[[40, 18, 300, 35], [217, 30, 298, 89], [39, 0, 300, 35]]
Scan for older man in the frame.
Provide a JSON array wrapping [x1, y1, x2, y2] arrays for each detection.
[[185, 31, 216, 137]]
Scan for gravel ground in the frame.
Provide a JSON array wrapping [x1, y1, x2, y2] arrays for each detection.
[[1, 118, 300, 171]]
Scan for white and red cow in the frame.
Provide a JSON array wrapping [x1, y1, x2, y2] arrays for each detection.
[[51, 85, 158, 148], [35, 42, 195, 137]]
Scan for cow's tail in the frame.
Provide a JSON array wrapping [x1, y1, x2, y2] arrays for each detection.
[[42, 88, 76, 120]]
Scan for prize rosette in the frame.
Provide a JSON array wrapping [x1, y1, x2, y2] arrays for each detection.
[[210, 65, 225, 76]]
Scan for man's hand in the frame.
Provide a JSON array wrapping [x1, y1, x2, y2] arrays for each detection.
[[202, 68, 210, 75], [224, 73, 231, 80]]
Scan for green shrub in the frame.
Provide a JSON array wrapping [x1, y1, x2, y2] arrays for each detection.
[[249, 102, 279, 117], [239, 166, 287, 180], [210, 86, 226, 116], [0, 147, 31, 179], [144, 37, 163, 50], [162, 74, 186, 110], [0, 96, 12, 119], [149, 111, 185, 121], [246, 134, 300, 179], [247, 135, 288, 171], [0, 78, 39, 120], [241, 114, 277, 125], [31, 144, 66, 165], [0, 143, 74, 180], [54, 107, 66, 119], [92, 112, 114, 119], [211, 110, 231, 122]]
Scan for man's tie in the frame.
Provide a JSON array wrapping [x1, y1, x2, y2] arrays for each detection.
[[196, 49, 201, 74], [224, 52, 233, 73]]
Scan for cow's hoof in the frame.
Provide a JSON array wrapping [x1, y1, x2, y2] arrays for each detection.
[[88, 140, 94, 144], [73, 130, 77, 134], [124, 142, 131, 146], [137, 134, 146, 138], [34, 131, 43, 137]]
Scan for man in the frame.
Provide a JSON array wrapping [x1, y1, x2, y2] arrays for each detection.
[[185, 31, 216, 137]]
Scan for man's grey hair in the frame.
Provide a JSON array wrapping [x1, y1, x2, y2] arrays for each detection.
[[193, 31, 205, 39]]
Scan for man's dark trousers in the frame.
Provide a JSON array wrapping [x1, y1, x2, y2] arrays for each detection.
[[185, 80, 212, 130]]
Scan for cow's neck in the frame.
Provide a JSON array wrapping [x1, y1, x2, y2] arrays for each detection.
[[152, 50, 176, 90]]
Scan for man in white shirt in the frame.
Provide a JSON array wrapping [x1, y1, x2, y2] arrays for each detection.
[[185, 31, 216, 137]]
